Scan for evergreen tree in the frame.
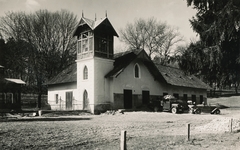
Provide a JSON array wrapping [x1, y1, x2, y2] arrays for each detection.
[[181, 0, 240, 93]]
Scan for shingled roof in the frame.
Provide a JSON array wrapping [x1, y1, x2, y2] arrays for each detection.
[[73, 17, 118, 37], [48, 63, 77, 85], [105, 50, 210, 90], [155, 65, 211, 89]]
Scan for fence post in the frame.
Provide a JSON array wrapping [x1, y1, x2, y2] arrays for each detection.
[[230, 118, 233, 133], [120, 130, 126, 150], [38, 110, 42, 117], [187, 123, 190, 141]]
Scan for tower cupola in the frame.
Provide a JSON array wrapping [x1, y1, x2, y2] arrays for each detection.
[[73, 15, 118, 60]]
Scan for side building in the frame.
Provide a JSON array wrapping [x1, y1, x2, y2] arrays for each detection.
[[0, 65, 26, 111]]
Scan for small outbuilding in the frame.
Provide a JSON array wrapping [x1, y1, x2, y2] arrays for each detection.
[[0, 65, 25, 111]]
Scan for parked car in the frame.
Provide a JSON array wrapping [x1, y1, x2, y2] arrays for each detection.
[[162, 95, 189, 113], [188, 101, 220, 114], [149, 95, 189, 114]]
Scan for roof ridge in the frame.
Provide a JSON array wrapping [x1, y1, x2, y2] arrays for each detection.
[[114, 49, 143, 56], [155, 63, 181, 70], [82, 17, 108, 29]]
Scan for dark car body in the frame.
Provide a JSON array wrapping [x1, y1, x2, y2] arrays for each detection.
[[189, 104, 220, 114], [149, 95, 189, 113]]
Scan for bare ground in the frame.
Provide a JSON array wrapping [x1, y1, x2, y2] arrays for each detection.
[[1, 96, 240, 150]]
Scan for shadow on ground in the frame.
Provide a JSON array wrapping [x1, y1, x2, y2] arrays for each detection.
[[0, 117, 91, 122]]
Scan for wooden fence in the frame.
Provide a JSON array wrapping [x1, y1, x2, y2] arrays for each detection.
[[0, 93, 48, 110], [21, 94, 48, 109]]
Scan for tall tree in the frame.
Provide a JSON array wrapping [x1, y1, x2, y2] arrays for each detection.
[[184, 0, 240, 93], [0, 9, 78, 107], [120, 17, 183, 64], [179, 42, 223, 86]]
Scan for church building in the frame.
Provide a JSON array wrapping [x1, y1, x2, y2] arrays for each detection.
[[47, 15, 210, 114]]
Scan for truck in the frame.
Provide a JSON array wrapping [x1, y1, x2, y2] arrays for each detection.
[[149, 95, 189, 114]]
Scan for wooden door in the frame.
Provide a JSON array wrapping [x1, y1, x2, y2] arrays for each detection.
[[183, 94, 188, 101], [66, 92, 73, 110], [200, 95, 204, 104], [124, 90, 132, 109], [142, 91, 150, 105]]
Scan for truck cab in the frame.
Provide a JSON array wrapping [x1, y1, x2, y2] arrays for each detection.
[[162, 97, 188, 114], [148, 95, 189, 113]]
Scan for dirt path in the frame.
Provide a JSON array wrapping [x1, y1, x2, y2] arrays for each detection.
[[1, 109, 240, 149]]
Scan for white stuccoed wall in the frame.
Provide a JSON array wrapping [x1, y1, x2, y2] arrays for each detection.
[[76, 56, 114, 114], [94, 57, 114, 105], [111, 58, 164, 96], [48, 83, 79, 110], [76, 57, 95, 112]]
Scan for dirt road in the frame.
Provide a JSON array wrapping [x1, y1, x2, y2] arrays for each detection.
[[1, 108, 240, 150], [1, 96, 240, 149]]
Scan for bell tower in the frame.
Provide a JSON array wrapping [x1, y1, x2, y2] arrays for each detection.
[[73, 14, 118, 113], [73, 14, 118, 60]]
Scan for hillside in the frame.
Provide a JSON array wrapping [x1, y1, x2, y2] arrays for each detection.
[[208, 96, 240, 108]]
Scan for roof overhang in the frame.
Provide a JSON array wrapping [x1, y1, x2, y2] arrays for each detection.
[[5, 78, 26, 84]]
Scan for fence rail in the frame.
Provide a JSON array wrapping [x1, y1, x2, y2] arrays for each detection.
[[0, 93, 48, 110]]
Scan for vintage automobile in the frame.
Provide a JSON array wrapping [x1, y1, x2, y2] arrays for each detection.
[[188, 101, 221, 114], [149, 95, 189, 114], [162, 95, 189, 113]]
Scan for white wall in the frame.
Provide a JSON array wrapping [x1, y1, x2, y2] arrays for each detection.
[[76, 56, 114, 113], [76, 57, 95, 112], [110, 57, 207, 108], [48, 83, 79, 110], [94, 57, 114, 104], [163, 85, 207, 99], [112, 58, 164, 96]]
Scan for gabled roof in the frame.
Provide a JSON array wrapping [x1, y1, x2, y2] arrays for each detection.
[[48, 49, 210, 90], [105, 49, 210, 90], [155, 65, 211, 89], [105, 49, 142, 78], [48, 63, 77, 85], [73, 17, 118, 37]]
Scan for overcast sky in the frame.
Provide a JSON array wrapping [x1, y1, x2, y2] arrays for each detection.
[[0, 0, 198, 51]]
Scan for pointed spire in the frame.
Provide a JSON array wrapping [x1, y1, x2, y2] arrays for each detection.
[[82, 10, 84, 17], [105, 10, 107, 18]]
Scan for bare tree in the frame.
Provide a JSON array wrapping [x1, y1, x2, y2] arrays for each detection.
[[120, 17, 183, 64], [0, 9, 78, 108]]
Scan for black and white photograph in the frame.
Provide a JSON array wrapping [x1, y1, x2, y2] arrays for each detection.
[[0, 0, 240, 149]]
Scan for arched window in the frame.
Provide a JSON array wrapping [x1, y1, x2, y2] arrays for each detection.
[[83, 90, 89, 110], [83, 66, 88, 80], [134, 64, 140, 78]]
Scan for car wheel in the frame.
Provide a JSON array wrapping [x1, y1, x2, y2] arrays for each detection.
[[171, 107, 177, 114], [215, 109, 220, 114], [195, 108, 201, 114]]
